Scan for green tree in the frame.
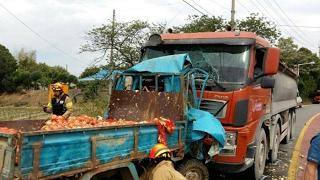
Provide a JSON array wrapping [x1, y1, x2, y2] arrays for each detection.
[[299, 75, 318, 98], [174, 15, 226, 32], [296, 48, 319, 75], [276, 38, 319, 75], [173, 13, 281, 44], [13, 69, 31, 90], [49, 66, 77, 84], [149, 22, 167, 35], [278, 41, 320, 99], [0, 44, 17, 92], [14, 49, 39, 90], [277, 37, 298, 67], [80, 20, 149, 68], [237, 13, 281, 43], [14, 49, 78, 91], [17, 49, 37, 71], [36, 63, 52, 88], [80, 66, 101, 78]]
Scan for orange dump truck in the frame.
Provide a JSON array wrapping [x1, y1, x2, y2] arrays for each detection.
[[142, 31, 298, 179]]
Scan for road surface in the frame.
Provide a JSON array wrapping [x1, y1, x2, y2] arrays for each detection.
[[213, 104, 320, 180], [264, 104, 320, 179]]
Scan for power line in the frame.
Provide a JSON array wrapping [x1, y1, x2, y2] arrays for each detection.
[[279, 25, 320, 29], [181, 0, 206, 15], [253, 0, 296, 39], [270, 0, 317, 45], [249, 0, 315, 49], [266, 0, 315, 47], [239, 0, 317, 48], [189, 0, 213, 16], [209, 0, 229, 11], [237, 0, 251, 14], [0, 3, 89, 66], [248, 0, 291, 36]]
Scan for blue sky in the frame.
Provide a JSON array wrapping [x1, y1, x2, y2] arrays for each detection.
[[0, 0, 319, 76]]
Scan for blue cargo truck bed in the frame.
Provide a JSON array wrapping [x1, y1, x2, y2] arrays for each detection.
[[0, 119, 186, 179]]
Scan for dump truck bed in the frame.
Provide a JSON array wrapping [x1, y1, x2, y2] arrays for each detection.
[[0, 119, 185, 179]]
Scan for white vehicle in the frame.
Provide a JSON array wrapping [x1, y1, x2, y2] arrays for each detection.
[[297, 91, 302, 108]]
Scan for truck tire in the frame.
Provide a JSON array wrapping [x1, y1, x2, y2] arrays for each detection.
[[269, 123, 280, 163], [290, 110, 296, 140], [248, 128, 267, 180], [177, 159, 209, 180], [282, 113, 292, 144]]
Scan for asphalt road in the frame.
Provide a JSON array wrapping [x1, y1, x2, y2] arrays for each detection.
[[264, 104, 320, 180], [213, 104, 320, 180]]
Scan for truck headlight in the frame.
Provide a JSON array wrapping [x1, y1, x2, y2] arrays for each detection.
[[220, 132, 237, 156]]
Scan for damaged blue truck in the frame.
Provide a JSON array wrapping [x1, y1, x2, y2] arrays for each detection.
[[0, 54, 225, 179]]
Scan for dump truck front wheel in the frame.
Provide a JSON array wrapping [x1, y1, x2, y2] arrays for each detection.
[[248, 128, 267, 180], [177, 158, 209, 180]]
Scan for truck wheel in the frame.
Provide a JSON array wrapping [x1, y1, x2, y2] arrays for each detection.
[[177, 159, 209, 180], [290, 111, 296, 140], [282, 113, 292, 144], [269, 123, 280, 163], [249, 128, 267, 180]]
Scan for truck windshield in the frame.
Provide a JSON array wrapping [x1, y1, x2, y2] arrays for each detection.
[[142, 45, 250, 91]]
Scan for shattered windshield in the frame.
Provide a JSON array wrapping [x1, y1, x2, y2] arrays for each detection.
[[142, 45, 250, 91]]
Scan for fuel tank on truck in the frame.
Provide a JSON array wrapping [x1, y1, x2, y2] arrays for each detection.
[[271, 63, 298, 114]]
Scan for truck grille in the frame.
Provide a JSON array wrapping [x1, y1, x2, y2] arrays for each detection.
[[200, 99, 227, 118]]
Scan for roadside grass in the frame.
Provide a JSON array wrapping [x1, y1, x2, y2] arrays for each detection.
[[0, 89, 110, 121], [0, 101, 109, 121], [0, 107, 49, 121]]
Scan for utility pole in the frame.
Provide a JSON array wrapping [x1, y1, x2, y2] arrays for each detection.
[[106, 9, 116, 117], [318, 43, 320, 58], [230, 0, 236, 31], [110, 9, 115, 70]]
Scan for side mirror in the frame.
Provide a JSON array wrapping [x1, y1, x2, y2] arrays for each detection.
[[263, 47, 280, 75], [261, 77, 275, 89]]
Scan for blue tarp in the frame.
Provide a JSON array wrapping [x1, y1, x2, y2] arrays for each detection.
[[125, 54, 191, 74], [78, 69, 108, 81], [188, 108, 225, 149], [79, 69, 121, 81], [80, 53, 191, 81]]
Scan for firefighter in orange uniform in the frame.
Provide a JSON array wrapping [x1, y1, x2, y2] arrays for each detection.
[[141, 143, 186, 180]]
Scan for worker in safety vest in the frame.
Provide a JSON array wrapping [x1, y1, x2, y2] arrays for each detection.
[[141, 143, 186, 180], [43, 82, 73, 119]]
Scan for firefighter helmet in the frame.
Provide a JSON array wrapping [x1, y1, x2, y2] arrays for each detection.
[[52, 82, 63, 91], [149, 143, 171, 159]]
